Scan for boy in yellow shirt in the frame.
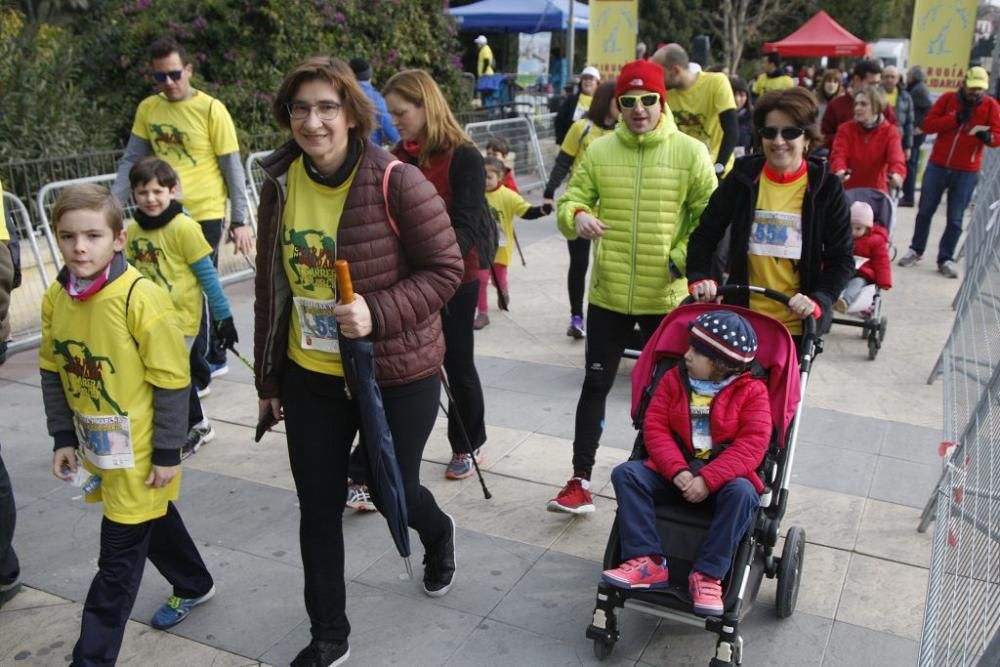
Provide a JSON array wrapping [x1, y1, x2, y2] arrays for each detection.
[[125, 157, 238, 459], [474, 157, 552, 330], [41, 184, 215, 665]]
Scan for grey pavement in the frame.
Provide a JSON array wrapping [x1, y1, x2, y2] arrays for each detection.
[[0, 189, 959, 666]]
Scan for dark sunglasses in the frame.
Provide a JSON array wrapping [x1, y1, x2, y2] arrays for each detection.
[[759, 126, 806, 141], [618, 93, 660, 109], [152, 70, 184, 83]]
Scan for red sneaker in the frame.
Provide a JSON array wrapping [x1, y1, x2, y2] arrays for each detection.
[[689, 571, 725, 616], [546, 478, 595, 514], [602, 556, 670, 590]]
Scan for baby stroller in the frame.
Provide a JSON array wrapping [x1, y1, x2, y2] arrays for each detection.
[[586, 286, 817, 666], [830, 188, 896, 360]]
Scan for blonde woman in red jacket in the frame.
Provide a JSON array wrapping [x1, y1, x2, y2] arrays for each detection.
[[830, 85, 906, 193]]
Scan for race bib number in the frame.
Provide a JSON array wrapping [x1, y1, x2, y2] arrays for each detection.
[[294, 296, 340, 353], [749, 210, 802, 260], [75, 413, 133, 470], [497, 222, 508, 247]]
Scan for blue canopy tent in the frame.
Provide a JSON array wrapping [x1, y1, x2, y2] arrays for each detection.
[[449, 0, 589, 33]]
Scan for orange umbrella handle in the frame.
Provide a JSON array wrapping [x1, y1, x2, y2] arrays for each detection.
[[335, 259, 355, 304]]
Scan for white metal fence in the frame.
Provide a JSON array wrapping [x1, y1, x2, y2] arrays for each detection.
[[918, 148, 1000, 666], [464, 112, 557, 192]]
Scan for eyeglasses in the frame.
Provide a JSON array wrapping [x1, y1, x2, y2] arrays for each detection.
[[618, 93, 660, 109], [152, 70, 184, 83], [759, 126, 806, 141], [287, 101, 342, 121]]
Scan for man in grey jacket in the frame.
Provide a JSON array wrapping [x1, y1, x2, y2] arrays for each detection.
[[901, 65, 934, 207], [883, 65, 914, 160]]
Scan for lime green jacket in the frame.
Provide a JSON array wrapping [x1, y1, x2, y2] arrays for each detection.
[[557, 111, 717, 314]]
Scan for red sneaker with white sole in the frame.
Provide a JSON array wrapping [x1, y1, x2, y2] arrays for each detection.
[[546, 478, 595, 514], [689, 570, 725, 616], [602, 556, 670, 590]]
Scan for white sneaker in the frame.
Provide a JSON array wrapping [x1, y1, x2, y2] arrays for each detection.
[[898, 248, 921, 267], [939, 260, 960, 279], [345, 483, 377, 511], [181, 422, 215, 460]]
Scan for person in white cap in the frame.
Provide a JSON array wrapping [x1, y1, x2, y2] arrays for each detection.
[[554, 65, 601, 144], [474, 35, 494, 77]]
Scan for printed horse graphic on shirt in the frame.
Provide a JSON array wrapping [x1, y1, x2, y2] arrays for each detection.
[[128, 238, 173, 291], [52, 339, 125, 415], [150, 123, 196, 166], [283, 228, 336, 292]]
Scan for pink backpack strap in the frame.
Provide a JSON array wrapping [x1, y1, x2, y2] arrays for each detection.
[[382, 160, 403, 237]]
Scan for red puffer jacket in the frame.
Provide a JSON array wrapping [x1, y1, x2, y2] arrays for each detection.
[[643, 367, 771, 493], [829, 119, 907, 193], [854, 225, 892, 289], [923, 91, 1000, 172]]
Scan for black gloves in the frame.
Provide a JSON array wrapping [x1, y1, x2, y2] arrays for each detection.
[[214, 317, 239, 350], [976, 130, 992, 145], [956, 107, 972, 125], [541, 202, 554, 216]]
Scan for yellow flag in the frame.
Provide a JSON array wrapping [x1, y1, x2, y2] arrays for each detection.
[[910, 0, 979, 95], [586, 0, 639, 79]]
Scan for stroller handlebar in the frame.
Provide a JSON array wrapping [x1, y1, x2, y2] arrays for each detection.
[[684, 284, 817, 339]]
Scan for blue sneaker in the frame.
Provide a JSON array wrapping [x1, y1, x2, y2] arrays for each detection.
[[150, 585, 215, 630], [208, 361, 229, 378]]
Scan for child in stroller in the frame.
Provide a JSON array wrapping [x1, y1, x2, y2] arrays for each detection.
[[602, 310, 771, 617], [834, 201, 892, 315]]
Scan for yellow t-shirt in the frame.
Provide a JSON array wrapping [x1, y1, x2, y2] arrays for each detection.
[[752, 73, 796, 97], [0, 178, 8, 242], [667, 72, 737, 173], [748, 172, 807, 334], [39, 266, 190, 524], [885, 88, 898, 109], [282, 157, 358, 376], [125, 212, 212, 336], [478, 45, 495, 76], [486, 185, 531, 266], [560, 119, 613, 172], [572, 93, 593, 123], [131, 90, 240, 221]]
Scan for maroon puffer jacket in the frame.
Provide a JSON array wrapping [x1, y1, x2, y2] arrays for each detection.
[[253, 140, 463, 397], [643, 367, 771, 493]]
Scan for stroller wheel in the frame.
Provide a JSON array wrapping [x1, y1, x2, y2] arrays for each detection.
[[776, 525, 806, 618], [593, 638, 615, 661], [878, 316, 888, 342]]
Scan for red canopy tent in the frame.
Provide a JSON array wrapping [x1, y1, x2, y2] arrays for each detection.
[[763, 11, 871, 58]]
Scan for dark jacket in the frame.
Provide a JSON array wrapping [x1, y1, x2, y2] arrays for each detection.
[[253, 140, 463, 397], [893, 86, 915, 150], [907, 72, 934, 128], [687, 155, 854, 315], [554, 92, 582, 145]]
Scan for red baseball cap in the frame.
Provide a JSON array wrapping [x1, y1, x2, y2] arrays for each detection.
[[615, 59, 668, 110]]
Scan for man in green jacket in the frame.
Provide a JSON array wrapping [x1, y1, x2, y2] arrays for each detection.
[[548, 59, 717, 515]]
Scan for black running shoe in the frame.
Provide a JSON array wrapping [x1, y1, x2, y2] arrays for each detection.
[[290, 639, 350, 667], [422, 514, 456, 597]]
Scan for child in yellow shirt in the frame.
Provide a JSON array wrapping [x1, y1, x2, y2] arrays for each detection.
[[41, 184, 215, 664], [475, 157, 553, 329]]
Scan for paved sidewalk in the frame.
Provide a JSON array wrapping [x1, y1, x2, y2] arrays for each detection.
[[0, 195, 957, 666]]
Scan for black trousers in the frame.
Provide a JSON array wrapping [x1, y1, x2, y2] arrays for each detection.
[[566, 238, 591, 318], [441, 280, 487, 454], [282, 361, 449, 643], [0, 444, 19, 586], [196, 218, 226, 367], [572, 304, 664, 476], [72, 502, 212, 667]]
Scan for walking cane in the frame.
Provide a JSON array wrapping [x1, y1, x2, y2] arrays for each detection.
[[438, 368, 492, 499], [513, 229, 527, 267]]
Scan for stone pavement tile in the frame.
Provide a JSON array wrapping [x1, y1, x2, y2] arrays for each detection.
[[479, 384, 576, 438], [879, 419, 943, 466], [258, 581, 482, 666], [854, 499, 933, 568], [0, 346, 42, 385], [203, 379, 282, 433], [822, 621, 918, 667], [789, 441, 878, 498], [759, 541, 851, 620], [129, 542, 306, 659], [549, 495, 616, 563], [444, 617, 639, 666], [0, 586, 67, 613], [535, 386, 636, 450], [488, 431, 626, 492], [1, 425, 69, 503], [782, 484, 866, 551], [184, 420, 295, 492], [836, 554, 928, 641], [488, 551, 659, 659], [483, 358, 583, 396], [441, 474, 571, 549], [422, 417, 531, 470], [868, 456, 939, 509], [355, 527, 544, 617], [641, 605, 833, 667], [797, 407, 888, 454], [421, 458, 476, 507]]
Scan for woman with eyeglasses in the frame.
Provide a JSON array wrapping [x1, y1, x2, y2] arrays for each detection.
[[687, 87, 854, 338], [829, 85, 907, 193], [252, 57, 463, 667], [548, 59, 717, 515]]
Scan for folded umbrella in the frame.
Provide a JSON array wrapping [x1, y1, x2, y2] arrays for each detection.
[[335, 259, 412, 576]]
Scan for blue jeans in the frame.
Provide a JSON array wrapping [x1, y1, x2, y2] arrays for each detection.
[[902, 134, 925, 203], [910, 162, 979, 265], [611, 460, 759, 579]]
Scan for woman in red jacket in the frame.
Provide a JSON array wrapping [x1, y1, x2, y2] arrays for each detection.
[[601, 311, 770, 618], [835, 201, 892, 313], [830, 86, 906, 193]]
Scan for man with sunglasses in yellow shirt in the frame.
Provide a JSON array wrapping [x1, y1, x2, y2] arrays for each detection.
[[112, 36, 250, 395], [551, 59, 717, 514]]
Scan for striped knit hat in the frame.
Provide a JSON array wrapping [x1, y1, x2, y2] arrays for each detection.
[[689, 310, 758, 365]]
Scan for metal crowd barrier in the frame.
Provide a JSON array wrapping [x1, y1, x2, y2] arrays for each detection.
[[916, 147, 1000, 666], [4, 191, 50, 354], [464, 113, 555, 192]]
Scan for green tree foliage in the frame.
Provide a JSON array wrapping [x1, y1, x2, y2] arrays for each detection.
[[1, 0, 467, 159], [638, 0, 709, 55]]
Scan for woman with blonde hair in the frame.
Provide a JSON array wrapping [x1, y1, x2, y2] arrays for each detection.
[[253, 57, 463, 666], [383, 69, 490, 482], [829, 85, 906, 193]]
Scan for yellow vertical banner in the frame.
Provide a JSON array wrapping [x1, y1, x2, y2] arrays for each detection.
[[587, 0, 639, 80], [910, 0, 979, 94]]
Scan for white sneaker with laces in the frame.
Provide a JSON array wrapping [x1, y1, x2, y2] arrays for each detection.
[[898, 248, 921, 267]]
